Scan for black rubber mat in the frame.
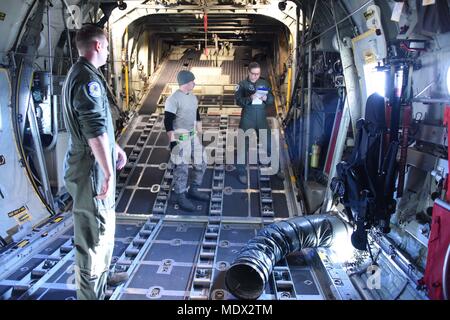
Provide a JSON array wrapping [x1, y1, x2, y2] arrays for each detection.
[[290, 267, 321, 296], [128, 167, 143, 185], [116, 188, 133, 213], [145, 243, 199, 263], [155, 133, 169, 147], [127, 190, 157, 214], [127, 132, 141, 146], [115, 223, 143, 238], [223, 193, 248, 216], [140, 82, 165, 114], [250, 192, 261, 217], [273, 193, 289, 218], [224, 170, 247, 190], [147, 132, 159, 146], [30, 289, 76, 300], [7, 258, 43, 281], [199, 168, 213, 188], [148, 148, 170, 164], [216, 245, 244, 263], [64, 228, 74, 236], [112, 241, 129, 258], [250, 169, 259, 189], [138, 148, 152, 164], [127, 264, 192, 291], [0, 286, 11, 296], [39, 238, 69, 255], [47, 261, 73, 283], [220, 224, 257, 242], [124, 147, 133, 157], [270, 174, 285, 190], [155, 224, 204, 242], [138, 167, 165, 188]]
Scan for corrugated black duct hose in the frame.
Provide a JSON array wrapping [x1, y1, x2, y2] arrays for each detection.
[[225, 214, 350, 300]]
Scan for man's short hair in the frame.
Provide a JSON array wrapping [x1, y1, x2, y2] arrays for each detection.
[[75, 24, 107, 52], [248, 62, 260, 71]]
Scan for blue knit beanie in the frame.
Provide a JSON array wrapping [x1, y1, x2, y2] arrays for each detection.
[[177, 70, 195, 85]]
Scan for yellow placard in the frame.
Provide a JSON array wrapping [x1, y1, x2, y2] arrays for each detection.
[[17, 240, 29, 248], [8, 206, 27, 218]]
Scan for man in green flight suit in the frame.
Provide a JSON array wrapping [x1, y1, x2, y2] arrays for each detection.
[[62, 24, 127, 300], [234, 61, 276, 184]]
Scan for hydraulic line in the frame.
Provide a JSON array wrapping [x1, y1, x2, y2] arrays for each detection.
[[225, 214, 350, 300]]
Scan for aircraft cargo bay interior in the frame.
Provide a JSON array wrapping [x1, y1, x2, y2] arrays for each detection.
[[0, 0, 449, 301]]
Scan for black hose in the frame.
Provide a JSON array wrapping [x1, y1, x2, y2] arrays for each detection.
[[225, 214, 350, 300]]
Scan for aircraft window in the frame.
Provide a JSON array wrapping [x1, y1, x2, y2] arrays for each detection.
[[364, 62, 386, 97]]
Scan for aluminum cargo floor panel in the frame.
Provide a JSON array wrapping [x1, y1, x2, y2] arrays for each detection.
[[200, 168, 213, 188], [219, 224, 258, 242], [155, 224, 204, 242], [138, 167, 165, 188], [127, 190, 157, 214], [6, 258, 43, 281], [114, 222, 143, 238], [147, 148, 170, 164], [224, 170, 247, 189], [116, 188, 133, 213], [144, 243, 199, 263], [128, 166, 143, 185], [273, 193, 290, 218], [126, 264, 193, 296], [138, 149, 151, 164], [165, 197, 210, 216], [39, 237, 70, 255], [223, 193, 249, 217], [30, 288, 76, 300]]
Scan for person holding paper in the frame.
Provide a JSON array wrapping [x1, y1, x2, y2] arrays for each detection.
[[234, 61, 275, 184]]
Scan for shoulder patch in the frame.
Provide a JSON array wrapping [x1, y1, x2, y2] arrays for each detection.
[[234, 84, 240, 92], [87, 81, 101, 98]]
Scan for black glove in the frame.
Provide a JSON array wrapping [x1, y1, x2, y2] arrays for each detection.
[[170, 141, 177, 151]]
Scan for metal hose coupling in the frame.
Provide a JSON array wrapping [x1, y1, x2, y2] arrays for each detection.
[[225, 214, 350, 300]]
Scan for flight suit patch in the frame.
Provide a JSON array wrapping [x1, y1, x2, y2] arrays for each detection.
[[235, 84, 240, 92], [87, 81, 101, 98]]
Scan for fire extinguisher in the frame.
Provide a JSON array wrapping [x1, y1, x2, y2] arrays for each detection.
[[311, 142, 321, 168]]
